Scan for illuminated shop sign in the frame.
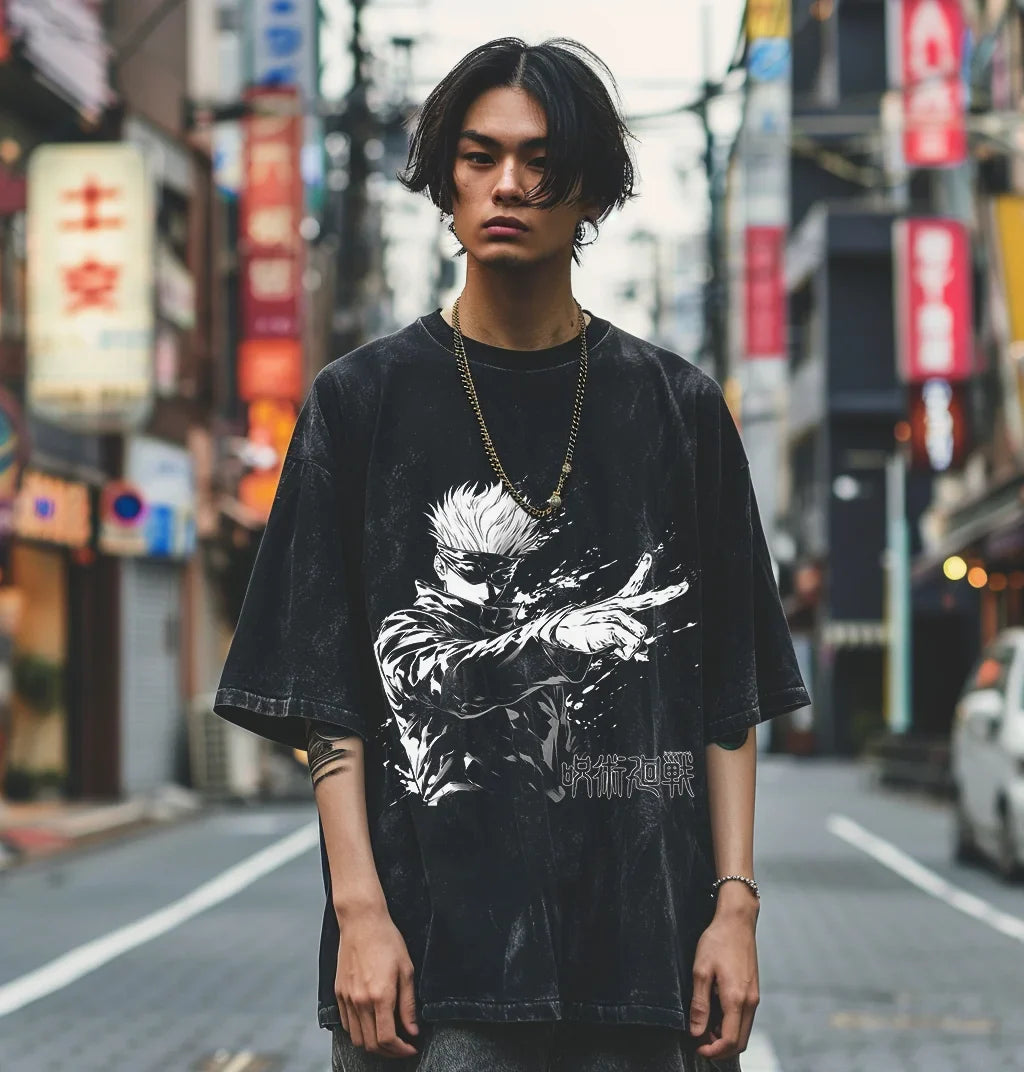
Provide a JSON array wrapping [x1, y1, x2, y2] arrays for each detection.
[[894, 217, 972, 383], [909, 378, 969, 472], [26, 143, 154, 432], [899, 0, 968, 168]]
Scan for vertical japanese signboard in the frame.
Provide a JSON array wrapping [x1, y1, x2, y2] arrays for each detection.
[[238, 87, 303, 521], [743, 0, 790, 363], [745, 226, 787, 358], [249, 0, 322, 207], [240, 87, 303, 343], [747, 0, 790, 38], [893, 217, 972, 382], [990, 195, 1024, 456], [908, 378, 969, 472], [898, 0, 968, 168], [26, 143, 154, 432]]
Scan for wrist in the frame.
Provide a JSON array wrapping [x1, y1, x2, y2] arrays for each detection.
[[713, 879, 760, 918], [538, 605, 573, 645], [333, 889, 389, 923]]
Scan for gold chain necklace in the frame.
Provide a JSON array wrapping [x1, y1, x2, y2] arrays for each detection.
[[451, 293, 588, 519]]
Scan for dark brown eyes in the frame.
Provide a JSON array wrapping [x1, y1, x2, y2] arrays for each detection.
[[462, 153, 546, 169]]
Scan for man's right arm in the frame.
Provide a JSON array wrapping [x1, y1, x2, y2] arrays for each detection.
[[305, 718, 420, 1058]]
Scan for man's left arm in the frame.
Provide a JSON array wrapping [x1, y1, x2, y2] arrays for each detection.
[[689, 727, 761, 1062]]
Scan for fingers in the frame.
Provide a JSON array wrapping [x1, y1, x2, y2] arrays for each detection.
[[373, 986, 419, 1058], [737, 996, 757, 1055], [611, 553, 652, 600], [396, 963, 421, 1040], [697, 991, 742, 1060], [695, 985, 758, 1061], [616, 579, 690, 612], [608, 611, 647, 659], [688, 962, 712, 1041], [342, 997, 362, 1049], [340, 984, 418, 1058]]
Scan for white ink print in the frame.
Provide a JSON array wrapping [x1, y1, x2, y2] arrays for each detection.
[[373, 482, 689, 806]]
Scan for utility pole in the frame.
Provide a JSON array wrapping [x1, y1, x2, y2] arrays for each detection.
[[329, 0, 372, 360], [695, 0, 726, 387]]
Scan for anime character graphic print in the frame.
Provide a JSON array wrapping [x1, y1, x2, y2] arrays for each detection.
[[373, 482, 689, 806]]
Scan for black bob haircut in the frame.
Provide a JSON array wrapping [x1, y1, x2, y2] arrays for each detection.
[[398, 37, 637, 262]]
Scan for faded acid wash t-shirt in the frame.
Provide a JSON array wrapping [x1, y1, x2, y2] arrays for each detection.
[[213, 308, 810, 1033]]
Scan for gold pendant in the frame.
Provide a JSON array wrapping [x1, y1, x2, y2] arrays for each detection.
[[547, 493, 562, 510]]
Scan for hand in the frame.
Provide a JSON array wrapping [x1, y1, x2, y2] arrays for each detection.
[[552, 553, 689, 659], [335, 904, 420, 1058], [688, 892, 760, 1060]]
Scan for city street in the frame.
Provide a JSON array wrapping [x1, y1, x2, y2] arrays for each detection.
[[0, 758, 1021, 1072]]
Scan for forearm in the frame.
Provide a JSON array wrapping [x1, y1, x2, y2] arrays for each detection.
[[305, 718, 388, 921], [705, 727, 760, 918]]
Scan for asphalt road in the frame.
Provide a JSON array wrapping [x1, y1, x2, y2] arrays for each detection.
[[0, 758, 1021, 1072]]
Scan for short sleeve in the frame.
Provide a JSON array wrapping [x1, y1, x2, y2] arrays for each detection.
[[697, 377, 810, 740], [213, 375, 374, 750]]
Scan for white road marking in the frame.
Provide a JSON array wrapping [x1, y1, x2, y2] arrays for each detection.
[[0, 820, 320, 1018], [742, 1029, 783, 1072], [827, 814, 1024, 944]]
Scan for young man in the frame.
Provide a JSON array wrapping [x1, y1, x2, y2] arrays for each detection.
[[214, 36, 809, 1072]]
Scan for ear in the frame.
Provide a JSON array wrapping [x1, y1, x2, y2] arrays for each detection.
[[579, 199, 604, 227]]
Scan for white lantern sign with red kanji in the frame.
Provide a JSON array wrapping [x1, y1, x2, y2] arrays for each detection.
[[26, 143, 154, 432]]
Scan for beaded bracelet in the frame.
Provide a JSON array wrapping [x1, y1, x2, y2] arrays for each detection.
[[710, 874, 760, 901]]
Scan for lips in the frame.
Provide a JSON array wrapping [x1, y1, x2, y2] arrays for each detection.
[[484, 216, 528, 231]]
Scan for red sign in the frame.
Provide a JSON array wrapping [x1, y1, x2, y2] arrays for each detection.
[[239, 398, 298, 520], [237, 338, 303, 403], [901, 0, 967, 168], [61, 177, 123, 231], [745, 225, 786, 358], [63, 257, 120, 313], [894, 217, 972, 382], [909, 378, 969, 472], [241, 87, 303, 339]]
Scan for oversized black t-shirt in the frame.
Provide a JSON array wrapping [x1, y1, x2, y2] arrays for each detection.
[[213, 308, 810, 1033]]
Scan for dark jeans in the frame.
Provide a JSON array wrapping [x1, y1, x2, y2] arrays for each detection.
[[331, 1020, 738, 1071]]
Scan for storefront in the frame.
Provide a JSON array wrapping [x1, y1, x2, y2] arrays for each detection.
[[102, 435, 196, 794], [3, 469, 93, 799]]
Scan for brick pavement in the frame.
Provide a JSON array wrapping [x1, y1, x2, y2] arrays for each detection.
[[1, 764, 1022, 1070], [754, 757, 1024, 1072]]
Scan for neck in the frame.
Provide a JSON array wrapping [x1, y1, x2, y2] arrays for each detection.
[[447, 256, 585, 350]]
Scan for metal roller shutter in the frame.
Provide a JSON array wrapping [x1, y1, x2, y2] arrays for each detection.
[[119, 559, 182, 795]]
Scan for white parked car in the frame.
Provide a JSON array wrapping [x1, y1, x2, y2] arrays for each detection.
[[951, 628, 1024, 880]]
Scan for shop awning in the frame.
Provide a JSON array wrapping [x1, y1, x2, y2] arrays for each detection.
[[912, 472, 1024, 582]]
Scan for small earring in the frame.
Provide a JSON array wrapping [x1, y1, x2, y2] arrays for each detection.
[[448, 220, 458, 238], [575, 219, 588, 243]]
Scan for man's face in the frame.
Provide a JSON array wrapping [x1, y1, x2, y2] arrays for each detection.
[[451, 86, 595, 270], [434, 552, 517, 605]]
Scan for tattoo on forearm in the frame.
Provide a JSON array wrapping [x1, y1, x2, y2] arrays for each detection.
[[305, 719, 355, 789], [310, 764, 346, 789]]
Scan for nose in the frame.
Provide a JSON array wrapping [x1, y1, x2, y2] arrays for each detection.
[[492, 157, 525, 203]]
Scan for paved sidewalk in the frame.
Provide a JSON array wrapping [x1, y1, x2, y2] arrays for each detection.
[[0, 783, 204, 870]]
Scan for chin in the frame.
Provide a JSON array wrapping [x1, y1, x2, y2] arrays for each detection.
[[470, 245, 540, 271]]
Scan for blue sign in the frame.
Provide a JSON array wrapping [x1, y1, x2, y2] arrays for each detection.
[[250, 0, 323, 201], [748, 38, 791, 83], [145, 503, 175, 557]]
